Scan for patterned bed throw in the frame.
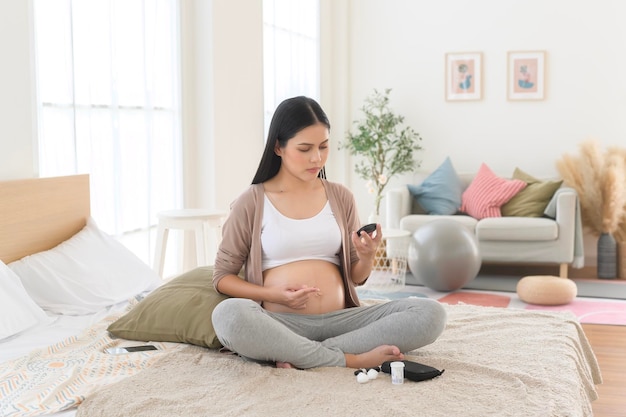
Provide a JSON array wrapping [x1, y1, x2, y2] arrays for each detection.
[[0, 310, 185, 417]]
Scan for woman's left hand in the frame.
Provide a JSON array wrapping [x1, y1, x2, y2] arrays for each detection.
[[351, 223, 382, 261]]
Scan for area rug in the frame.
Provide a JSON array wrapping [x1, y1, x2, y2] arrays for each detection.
[[437, 291, 511, 308], [357, 286, 626, 326], [526, 299, 626, 325]]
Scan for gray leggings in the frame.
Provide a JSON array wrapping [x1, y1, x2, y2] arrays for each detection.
[[211, 297, 447, 369]]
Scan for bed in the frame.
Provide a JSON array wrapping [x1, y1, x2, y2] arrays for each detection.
[[0, 175, 602, 417]]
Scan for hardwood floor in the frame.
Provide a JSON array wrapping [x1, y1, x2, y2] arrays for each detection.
[[582, 324, 626, 417]]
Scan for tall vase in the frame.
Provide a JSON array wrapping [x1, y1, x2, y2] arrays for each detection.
[[618, 241, 626, 279], [597, 232, 617, 279]]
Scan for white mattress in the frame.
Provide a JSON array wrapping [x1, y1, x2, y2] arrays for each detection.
[[1, 301, 130, 363]]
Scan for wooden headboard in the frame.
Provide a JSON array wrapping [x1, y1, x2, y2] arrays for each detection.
[[0, 174, 90, 264]]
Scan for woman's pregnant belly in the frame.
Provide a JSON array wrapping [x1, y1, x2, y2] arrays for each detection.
[[262, 260, 346, 315]]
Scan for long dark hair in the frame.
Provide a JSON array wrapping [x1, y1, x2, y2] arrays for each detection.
[[252, 96, 330, 184]]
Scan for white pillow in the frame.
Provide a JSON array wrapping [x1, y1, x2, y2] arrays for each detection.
[[9, 218, 161, 315], [0, 261, 51, 341]]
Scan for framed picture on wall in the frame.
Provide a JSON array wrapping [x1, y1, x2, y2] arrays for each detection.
[[445, 52, 482, 101], [507, 51, 546, 100]]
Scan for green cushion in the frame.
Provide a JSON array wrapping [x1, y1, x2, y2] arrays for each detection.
[[108, 266, 230, 349], [501, 168, 563, 217]]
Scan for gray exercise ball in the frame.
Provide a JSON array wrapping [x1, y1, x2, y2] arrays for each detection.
[[408, 219, 481, 292]]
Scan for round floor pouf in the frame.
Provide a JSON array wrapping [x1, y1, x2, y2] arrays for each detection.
[[516, 275, 577, 305]]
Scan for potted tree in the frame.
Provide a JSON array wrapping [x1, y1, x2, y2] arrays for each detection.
[[341, 88, 423, 222]]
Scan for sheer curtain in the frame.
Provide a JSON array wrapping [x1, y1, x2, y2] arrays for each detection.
[[33, 0, 182, 265], [263, 0, 320, 135]]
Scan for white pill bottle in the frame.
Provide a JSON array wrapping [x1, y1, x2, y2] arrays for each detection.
[[390, 361, 405, 385]]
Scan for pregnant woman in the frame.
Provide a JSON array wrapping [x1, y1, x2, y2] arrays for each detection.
[[211, 96, 446, 369]]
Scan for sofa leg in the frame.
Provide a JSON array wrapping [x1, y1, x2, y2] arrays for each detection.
[[559, 263, 568, 278]]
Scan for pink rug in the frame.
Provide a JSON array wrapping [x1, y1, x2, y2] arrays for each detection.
[[525, 299, 626, 325], [437, 292, 511, 308]]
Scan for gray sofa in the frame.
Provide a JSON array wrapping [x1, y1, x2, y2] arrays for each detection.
[[385, 175, 583, 278]]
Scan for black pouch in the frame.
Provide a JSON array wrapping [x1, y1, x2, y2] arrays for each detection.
[[381, 360, 445, 382]]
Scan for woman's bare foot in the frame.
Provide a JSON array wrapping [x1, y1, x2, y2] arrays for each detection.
[[276, 361, 296, 369], [345, 345, 404, 369]]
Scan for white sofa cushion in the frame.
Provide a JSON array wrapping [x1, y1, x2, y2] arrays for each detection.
[[400, 214, 478, 233], [476, 217, 558, 241]]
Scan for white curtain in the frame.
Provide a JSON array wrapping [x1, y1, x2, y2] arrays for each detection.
[[33, 0, 182, 264], [263, 0, 320, 135]]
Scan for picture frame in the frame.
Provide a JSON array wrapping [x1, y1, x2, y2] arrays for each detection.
[[445, 52, 482, 101], [507, 51, 546, 100]]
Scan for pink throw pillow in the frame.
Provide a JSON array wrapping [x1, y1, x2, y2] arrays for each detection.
[[461, 163, 527, 219]]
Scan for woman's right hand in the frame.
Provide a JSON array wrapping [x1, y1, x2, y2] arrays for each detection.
[[270, 283, 321, 310]]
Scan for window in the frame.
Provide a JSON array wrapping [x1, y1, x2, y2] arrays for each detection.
[[33, 0, 182, 264], [263, 0, 320, 135]]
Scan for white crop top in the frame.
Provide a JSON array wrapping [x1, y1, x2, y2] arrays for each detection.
[[261, 195, 342, 271]]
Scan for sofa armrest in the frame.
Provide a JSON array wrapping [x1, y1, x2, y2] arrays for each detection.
[[546, 187, 576, 225], [385, 186, 412, 229], [546, 186, 583, 267]]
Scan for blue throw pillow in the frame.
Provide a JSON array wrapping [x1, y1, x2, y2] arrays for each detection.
[[407, 157, 463, 215]]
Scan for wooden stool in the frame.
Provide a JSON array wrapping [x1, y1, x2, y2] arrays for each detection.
[[153, 209, 227, 278]]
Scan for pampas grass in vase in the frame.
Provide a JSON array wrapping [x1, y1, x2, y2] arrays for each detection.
[[611, 147, 626, 278], [556, 140, 626, 279]]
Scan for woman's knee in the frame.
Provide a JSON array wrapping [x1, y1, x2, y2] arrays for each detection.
[[212, 298, 259, 335], [397, 298, 447, 344], [422, 299, 447, 340], [391, 297, 445, 317], [417, 297, 446, 317]]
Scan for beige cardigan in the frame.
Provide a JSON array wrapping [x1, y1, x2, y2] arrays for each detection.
[[213, 180, 364, 308]]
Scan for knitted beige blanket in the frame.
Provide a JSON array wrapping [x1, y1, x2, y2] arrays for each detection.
[[77, 304, 602, 417]]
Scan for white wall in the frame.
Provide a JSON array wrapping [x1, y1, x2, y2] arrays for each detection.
[[0, 0, 37, 180], [180, 0, 264, 212], [318, 0, 626, 265], [327, 0, 626, 228], [176, 0, 264, 269]]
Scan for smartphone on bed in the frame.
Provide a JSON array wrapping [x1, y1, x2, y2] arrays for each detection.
[[105, 345, 158, 355], [357, 223, 377, 237]]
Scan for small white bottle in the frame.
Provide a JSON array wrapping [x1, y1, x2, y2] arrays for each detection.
[[390, 361, 405, 385]]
